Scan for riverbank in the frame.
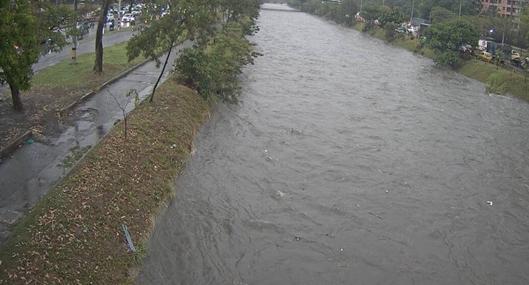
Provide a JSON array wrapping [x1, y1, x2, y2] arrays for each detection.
[[352, 22, 529, 100], [0, 79, 209, 284]]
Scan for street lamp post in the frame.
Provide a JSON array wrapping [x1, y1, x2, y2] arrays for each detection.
[[360, 0, 363, 14], [410, 0, 415, 23]]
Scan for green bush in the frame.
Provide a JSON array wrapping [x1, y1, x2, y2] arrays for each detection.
[[434, 50, 460, 67], [384, 22, 398, 42], [176, 21, 256, 102]]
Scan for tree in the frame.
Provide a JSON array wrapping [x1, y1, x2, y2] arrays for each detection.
[[430, 6, 456, 23], [379, 6, 405, 25], [0, 0, 39, 111], [126, 0, 217, 102], [341, 0, 359, 26], [384, 22, 399, 41], [127, 0, 259, 102], [94, 0, 111, 73], [521, 7, 529, 45], [424, 19, 479, 67], [127, 0, 258, 102], [416, 0, 480, 19], [175, 20, 257, 102], [0, 0, 70, 111]]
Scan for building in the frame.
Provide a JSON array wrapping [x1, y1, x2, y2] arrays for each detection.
[[481, 0, 527, 17]]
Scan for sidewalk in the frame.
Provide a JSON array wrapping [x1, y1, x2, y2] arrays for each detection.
[[0, 45, 187, 245]]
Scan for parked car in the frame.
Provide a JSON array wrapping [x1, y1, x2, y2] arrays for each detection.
[[479, 51, 493, 63], [511, 50, 523, 67], [121, 13, 134, 22]]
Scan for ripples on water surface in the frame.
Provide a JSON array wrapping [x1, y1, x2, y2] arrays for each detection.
[[138, 4, 529, 284]]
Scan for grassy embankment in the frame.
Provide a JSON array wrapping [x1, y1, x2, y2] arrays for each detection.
[[32, 41, 146, 110], [353, 22, 529, 100], [0, 79, 209, 284]]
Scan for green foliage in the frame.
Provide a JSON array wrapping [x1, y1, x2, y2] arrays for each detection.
[[435, 50, 460, 67], [384, 22, 399, 41], [127, 0, 217, 65], [128, 0, 259, 102], [127, 0, 259, 63], [362, 5, 384, 22], [290, 0, 357, 25], [424, 19, 479, 67], [430, 6, 456, 23], [0, 0, 39, 91], [379, 6, 405, 25], [416, 0, 480, 19], [175, 21, 257, 102], [520, 7, 529, 46], [34, 3, 72, 53]]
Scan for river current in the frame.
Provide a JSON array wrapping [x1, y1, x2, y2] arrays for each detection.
[[138, 4, 529, 284]]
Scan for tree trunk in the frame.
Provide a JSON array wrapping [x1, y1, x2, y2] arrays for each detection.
[[94, 0, 111, 73], [72, 0, 78, 64], [9, 82, 23, 111], [150, 43, 174, 103]]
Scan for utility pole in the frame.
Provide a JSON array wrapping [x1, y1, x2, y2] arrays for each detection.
[[360, 0, 363, 13], [410, 0, 415, 22], [458, 0, 462, 18]]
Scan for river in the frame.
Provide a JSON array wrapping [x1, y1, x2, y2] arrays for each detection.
[[137, 4, 529, 284]]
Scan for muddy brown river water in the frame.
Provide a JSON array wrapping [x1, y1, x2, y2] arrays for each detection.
[[137, 4, 529, 284]]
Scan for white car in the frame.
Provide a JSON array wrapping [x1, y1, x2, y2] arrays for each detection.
[[121, 13, 134, 22]]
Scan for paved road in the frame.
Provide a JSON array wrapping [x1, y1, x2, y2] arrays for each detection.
[[35, 28, 134, 72]]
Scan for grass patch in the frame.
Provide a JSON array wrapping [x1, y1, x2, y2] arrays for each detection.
[[0, 79, 209, 284], [393, 37, 419, 52], [458, 59, 529, 100], [31, 42, 145, 109]]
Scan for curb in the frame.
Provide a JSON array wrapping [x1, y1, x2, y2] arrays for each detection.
[[0, 130, 33, 159], [56, 57, 152, 117]]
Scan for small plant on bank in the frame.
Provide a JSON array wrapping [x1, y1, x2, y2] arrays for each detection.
[[384, 22, 399, 42], [108, 89, 139, 139]]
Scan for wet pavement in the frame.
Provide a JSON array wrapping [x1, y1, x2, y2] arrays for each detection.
[[0, 44, 187, 245], [138, 4, 529, 285]]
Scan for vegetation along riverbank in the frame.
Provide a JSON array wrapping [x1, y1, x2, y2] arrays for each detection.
[[0, 0, 260, 283], [288, 0, 529, 100]]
